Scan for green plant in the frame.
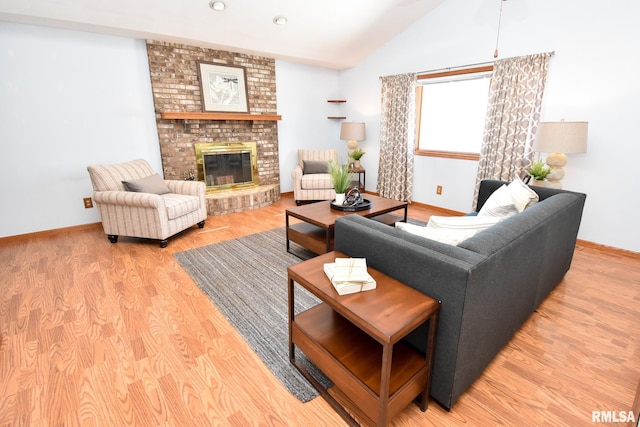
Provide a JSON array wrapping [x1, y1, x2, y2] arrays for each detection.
[[526, 160, 551, 180], [351, 148, 365, 160], [327, 160, 353, 194]]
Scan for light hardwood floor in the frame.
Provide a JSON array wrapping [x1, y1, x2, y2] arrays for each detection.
[[1, 194, 639, 426]]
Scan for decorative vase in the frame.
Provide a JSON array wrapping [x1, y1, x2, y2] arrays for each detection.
[[353, 160, 361, 169], [530, 179, 546, 187], [335, 193, 346, 205]]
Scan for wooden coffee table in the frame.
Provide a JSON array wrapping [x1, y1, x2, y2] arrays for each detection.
[[285, 194, 408, 256], [288, 251, 440, 426]]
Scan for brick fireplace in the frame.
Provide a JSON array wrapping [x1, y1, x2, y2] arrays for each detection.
[[146, 40, 281, 215]]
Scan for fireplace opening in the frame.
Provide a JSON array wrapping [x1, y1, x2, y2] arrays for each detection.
[[195, 142, 259, 192]]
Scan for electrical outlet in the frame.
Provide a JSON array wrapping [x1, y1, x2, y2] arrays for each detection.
[[436, 185, 443, 195], [83, 197, 93, 208]]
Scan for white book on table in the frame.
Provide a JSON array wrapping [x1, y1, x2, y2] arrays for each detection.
[[323, 259, 376, 296], [331, 257, 370, 283]]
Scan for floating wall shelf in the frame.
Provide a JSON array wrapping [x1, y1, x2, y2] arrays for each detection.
[[327, 99, 347, 119], [160, 112, 282, 121]]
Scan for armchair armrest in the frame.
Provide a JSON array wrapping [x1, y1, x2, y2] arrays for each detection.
[[292, 165, 303, 180], [93, 191, 163, 209]]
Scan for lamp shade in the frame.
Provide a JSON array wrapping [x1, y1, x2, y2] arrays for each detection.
[[533, 121, 588, 154], [340, 122, 366, 141]]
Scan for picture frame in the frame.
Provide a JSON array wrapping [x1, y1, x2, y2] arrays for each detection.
[[198, 62, 249, 113]]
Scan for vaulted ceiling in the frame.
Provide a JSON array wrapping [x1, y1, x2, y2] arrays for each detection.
[[0, 0, 444, 69]]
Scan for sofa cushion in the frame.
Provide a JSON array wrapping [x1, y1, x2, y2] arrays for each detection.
[[300, 173, 333, 190], [478, 178, 539, 218], [478, 184, 516, 217], [396, 215, 503, 246], [303, 160, 329, 174], [161, 193, 201, 220], [508, 176, 539, 211], [122, 174, 170, 195]]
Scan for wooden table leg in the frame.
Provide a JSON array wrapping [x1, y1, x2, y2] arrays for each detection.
[[285, 212, 291, 253], [288, 277, 295, 360], [420, 311, 439, 412], [379, 343, 393, 425], [325, 229, 331, 253]]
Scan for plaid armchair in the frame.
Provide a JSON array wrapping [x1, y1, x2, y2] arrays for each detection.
[[87, 159, 206, 247], [291, 149, 338, 205]]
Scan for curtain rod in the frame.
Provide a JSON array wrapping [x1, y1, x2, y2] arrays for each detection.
[[416, 51, 555, 76], [417, 61, 495, 76]]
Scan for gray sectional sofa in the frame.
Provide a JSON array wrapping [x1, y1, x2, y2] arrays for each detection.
[[333, 179, 586, 410]]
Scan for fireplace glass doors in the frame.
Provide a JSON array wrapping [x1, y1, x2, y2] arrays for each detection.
[[195, 142, 259, 192]]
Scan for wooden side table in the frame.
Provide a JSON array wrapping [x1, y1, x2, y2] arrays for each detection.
[[288, 251, 440, 426], [348, 166, 365, 191]]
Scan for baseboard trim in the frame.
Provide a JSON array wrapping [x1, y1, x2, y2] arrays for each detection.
[[409, 200, 466, 217], [0, 222, 102, 245], [576, 239, 640, 260]]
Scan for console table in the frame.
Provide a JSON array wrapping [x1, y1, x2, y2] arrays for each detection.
[[288, 251, 440, 426]]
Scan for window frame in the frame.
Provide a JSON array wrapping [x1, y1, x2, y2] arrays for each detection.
[[414, 65, 493, 161]]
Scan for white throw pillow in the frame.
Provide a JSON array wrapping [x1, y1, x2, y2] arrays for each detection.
[[428, 215, 504, 230], [395, 222, 433, 238], [478, 184, 518, 218], [395, 215, 503, 246], [478, 177, 539, 218], [508, 176, 539, 212]]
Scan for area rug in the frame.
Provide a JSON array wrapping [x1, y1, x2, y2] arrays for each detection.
[[173, 228, 330, 402]]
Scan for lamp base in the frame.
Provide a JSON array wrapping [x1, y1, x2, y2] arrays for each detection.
[[347, 139, 358, 156], [545, 152, 567, 189]]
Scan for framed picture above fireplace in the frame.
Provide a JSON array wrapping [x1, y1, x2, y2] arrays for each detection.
[[198, 62, 249, 113]]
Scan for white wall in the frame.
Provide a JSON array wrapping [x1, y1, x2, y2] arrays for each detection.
[[275, 61, 341, 192], [339, 0, 640, 252], [0, 22, 161, 237]]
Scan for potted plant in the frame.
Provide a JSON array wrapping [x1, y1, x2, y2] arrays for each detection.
[[526, 160, 551, 186], [351, 148, 365, 168], [327, 160, 353, 205]]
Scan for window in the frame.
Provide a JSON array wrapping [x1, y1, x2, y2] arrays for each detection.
[[415, 66, 493, 160]]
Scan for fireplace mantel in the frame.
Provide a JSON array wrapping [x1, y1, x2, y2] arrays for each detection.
[[160, 112, 282, 121]]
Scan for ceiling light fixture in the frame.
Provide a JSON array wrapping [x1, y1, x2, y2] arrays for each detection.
[[209, 1, 226, 11], [493, 0, 508, 58], [273, 16, 287, 25]]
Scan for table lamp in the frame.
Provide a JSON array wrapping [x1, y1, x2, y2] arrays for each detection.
[[533, 120, 588, 189], [340, 122, 366, 158]]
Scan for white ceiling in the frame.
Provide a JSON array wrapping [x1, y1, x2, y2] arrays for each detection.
[[0, 0, 444, 69]]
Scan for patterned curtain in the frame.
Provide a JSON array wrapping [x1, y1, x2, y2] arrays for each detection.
[[472, 52, 553, 209], [377, 72, 417, 201]]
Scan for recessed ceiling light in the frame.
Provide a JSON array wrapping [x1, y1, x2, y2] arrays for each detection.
[[273, 16, 287, 25], [209, 1, 226, 11]]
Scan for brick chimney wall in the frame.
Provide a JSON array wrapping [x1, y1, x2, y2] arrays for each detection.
[[145, 40, 280, 188]]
